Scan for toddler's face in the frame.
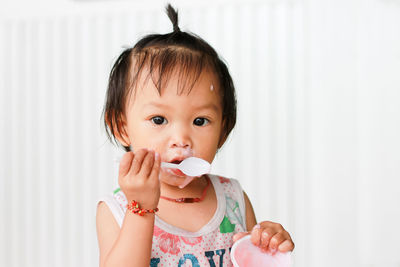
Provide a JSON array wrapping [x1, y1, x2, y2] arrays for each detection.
[[121, 69, 223, 186]]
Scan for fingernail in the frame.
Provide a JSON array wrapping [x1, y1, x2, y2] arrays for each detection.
[[155, 152, 159, 160], [253, 224, 261, 230]]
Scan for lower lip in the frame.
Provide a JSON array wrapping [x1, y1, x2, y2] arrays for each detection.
[[170, 168, 186, 177]]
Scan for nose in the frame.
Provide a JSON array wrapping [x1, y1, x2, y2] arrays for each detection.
[[168, 124, 192, 149]]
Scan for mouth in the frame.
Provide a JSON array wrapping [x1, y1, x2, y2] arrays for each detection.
[[165, 157, 186, 177], [170, 159, 183, 164], [169, 168, 186, 177]]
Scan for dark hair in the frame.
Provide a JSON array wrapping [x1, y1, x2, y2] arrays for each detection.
[[102, 4, 237, 152]]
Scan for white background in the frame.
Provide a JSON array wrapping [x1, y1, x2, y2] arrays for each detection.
[[1, 0, 399, 266]]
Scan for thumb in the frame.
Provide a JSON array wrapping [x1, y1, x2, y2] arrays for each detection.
[[119, 152, 133, 177], [232, 232, 249, 243]]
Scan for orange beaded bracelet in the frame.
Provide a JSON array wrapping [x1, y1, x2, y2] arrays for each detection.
[[126, 200, 159, 216]]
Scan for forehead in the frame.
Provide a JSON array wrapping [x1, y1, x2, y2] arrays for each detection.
[[126, 66, 222, 109]]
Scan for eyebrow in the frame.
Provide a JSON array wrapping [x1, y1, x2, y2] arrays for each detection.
[[143, 102, 220, 112]]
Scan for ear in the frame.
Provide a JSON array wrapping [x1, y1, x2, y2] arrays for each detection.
[[217, 118, 229, 148], [106, 113, 131, 147]]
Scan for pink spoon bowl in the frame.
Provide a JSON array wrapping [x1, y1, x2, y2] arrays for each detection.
[[231, 235, 292, 267]]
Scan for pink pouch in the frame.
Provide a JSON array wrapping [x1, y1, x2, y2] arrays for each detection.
[[231, 235, 292, 267]]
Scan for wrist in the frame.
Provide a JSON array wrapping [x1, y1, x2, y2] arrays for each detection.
[[126, 200, 159, 216], [123, 190, 160, 210]]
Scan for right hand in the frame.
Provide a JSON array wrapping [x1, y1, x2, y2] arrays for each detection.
[[118, 149, 161, 210]]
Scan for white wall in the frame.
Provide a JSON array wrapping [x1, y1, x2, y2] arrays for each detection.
[[1, 0, 399, 266]]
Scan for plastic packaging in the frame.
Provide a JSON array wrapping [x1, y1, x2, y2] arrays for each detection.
[[231, 235, 292, 267]]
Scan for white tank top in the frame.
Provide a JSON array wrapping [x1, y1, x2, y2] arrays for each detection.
[[98, 174, 247, 266]]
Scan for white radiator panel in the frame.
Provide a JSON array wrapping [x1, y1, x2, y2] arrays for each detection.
[[0, 3, 302, 266]]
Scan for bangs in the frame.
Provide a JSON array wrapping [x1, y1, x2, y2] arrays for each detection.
[[126, 47, 213, 102]]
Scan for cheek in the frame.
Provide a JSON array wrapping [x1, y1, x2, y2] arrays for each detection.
[[128, 123, 160, 150], [197, 133, 220, 160], [131, 134, 164, 151]]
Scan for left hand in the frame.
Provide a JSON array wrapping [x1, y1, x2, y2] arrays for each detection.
[[232, 221, 294, 254]]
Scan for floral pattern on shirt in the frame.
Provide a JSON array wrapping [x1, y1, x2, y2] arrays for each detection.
[[153, 225, 203, 255]]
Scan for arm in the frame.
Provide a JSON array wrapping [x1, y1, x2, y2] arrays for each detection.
[[96, 149, 161, 267], [96, 203, 155, 267], [243, 191, 257, 231]]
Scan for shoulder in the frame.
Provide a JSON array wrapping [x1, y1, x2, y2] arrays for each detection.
[[209, 174, 248, 228], [96, 191, 123, 230], [209, 175, 243, 192], [210, 174, 257, 231], [96, 201, 119, 230], [210, 175, 245, 202], [96, 188, 127, 228]]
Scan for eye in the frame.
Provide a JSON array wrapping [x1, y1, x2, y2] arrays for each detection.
[[193, 117, 209, 126], [151, 116, 167, 125]]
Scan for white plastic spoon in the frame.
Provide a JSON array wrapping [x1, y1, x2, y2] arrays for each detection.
[[161, 157, 211, 177]]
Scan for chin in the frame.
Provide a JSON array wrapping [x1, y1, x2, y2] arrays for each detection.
[[160, 170, 187, 186]]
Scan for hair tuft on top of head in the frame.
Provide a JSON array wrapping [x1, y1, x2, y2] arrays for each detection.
[[166, 4, 180, 33]]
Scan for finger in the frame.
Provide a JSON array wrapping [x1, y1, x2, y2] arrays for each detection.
[[260, 227, 276, 251], [129, 149, 148, 175], [260, 221, 284, 232], [278, 239, 295, 252], [250, 224, 262, 246], [119, 152, 133, 177], [232, 232, 249, 243], [140, 150, 155, 177], [268, 231, 289, 253], [150, 152, 161, 181]]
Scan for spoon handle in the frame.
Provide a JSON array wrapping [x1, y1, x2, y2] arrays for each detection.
[[161, 162, 179, 169]]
